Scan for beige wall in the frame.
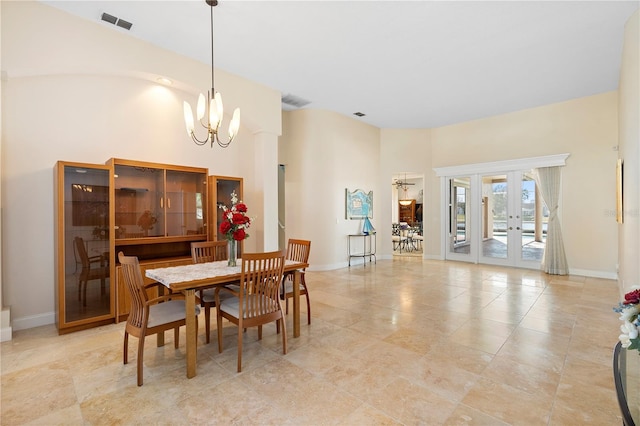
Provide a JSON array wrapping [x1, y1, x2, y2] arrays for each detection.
[[280, 109, 380, 269], [618, 10, 640, 294], [429, 92, 620, 276], [1, 1, 636, 333], [1, 1, 281, 330]]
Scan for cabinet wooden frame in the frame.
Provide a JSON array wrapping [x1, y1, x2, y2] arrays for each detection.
[[208, 175, 244, 257], [55, 161, 116, 334], [55, 158, 212, 332]]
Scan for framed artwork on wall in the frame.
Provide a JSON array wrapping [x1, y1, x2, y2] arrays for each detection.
[[345, 188, 373, 219]]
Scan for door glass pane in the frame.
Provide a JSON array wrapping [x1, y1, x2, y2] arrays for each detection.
[[482, 174, 508, 259], [166, 170, 206, 236], [450, 177, 471, 254], [114, 165, 163, 238], [522, 173, 546, 262], [64, 166, 111, 323]]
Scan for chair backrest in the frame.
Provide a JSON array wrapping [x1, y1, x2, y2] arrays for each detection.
[[74, 236, 91, 269], [285, 239, 311, 265], [239, 251, 285, 319], [191, 241, 228, 264], [118, 252, 148, 329]]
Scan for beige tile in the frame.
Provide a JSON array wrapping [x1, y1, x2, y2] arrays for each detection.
[[462, 377, 553, 424], [1, 361, 77, 425], [443, 403, 511, 425], [369, 377, 458, 424], [0, 260, 624, 425]]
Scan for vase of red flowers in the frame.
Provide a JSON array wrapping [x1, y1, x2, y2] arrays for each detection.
[[218, 191, 251, 267]]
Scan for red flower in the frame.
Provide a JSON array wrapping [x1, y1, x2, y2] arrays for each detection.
[[624, 289, 640, 305], [232, 212, 245, 225], [232, 229, 246, 241], [219, 221, 231, 234], [235, 203, 247, 213]]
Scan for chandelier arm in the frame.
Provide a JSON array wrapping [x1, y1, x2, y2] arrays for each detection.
[[190, 131, 210, 146], [214, 132, 234, 148]]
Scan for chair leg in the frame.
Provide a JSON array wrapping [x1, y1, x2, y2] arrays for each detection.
[[174, 327, 179, 349], [280, 317, 287, 355], [204, 304, 211, 344], [137, 336, 145, 386], [285, 297, 289, 314], [258, 325, 262, 340], [305, 292, 311, 325], [217, 310, 223, 353], [237, 326, 243, 373], [123, 332, 129, 364]]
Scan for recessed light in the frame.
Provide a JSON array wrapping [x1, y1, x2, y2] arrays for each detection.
[[157, 77, 173, 86], [353, 112, 366, 117]]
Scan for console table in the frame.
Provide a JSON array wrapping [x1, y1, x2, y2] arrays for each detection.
[[348, 233, 376, 267]]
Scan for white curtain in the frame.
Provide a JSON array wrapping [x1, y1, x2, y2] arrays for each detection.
[[534, 166, 569, 275]]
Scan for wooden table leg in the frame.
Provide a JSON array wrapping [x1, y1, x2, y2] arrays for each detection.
[[293, 270, 301, 338], [157, 285, 165, 347], [184, 289, 197, 378]]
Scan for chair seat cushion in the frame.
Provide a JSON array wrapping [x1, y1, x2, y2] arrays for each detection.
[[282, 281, 307, 294], [219, 294, 278, 318], [200, 285, 240, 304], [148, 300, 200, 328]]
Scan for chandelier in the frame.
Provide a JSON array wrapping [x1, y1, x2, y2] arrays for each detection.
[[183, 0, 240, 148], [394, 173, 414, 206]]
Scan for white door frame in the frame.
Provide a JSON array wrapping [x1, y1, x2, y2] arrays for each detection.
[[435, 154, 569, 267]]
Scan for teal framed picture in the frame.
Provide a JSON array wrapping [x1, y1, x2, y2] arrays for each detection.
[[345, 188, 373, 219]]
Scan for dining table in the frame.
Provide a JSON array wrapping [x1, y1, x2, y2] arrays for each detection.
[[145, 258, 308, 379]]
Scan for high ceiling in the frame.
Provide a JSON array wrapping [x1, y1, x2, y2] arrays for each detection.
[[40, 0, 639, 129]]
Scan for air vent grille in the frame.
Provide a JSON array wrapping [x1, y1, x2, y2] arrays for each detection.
[[282, 94, 311, 109], [101, 12, 133, 31]]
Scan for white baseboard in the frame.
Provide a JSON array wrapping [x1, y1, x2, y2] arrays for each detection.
[[11, 311, 55, 331], [0, 308, 12, 342], [569, 268, 617, 280]]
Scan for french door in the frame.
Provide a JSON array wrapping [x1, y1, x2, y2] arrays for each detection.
[[445, 170, 546, 269]]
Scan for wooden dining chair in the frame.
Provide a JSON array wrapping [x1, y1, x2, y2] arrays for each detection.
[[74, 236, 109, 307], [191, 240, 232, 344], [280, 239, 312, 325], [118, 252, 200, 386], [215, 251, 286, 372]]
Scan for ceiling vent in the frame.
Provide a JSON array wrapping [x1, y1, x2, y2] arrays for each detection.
[[282, 94, 311, 110], [101, 12, 133, 31]]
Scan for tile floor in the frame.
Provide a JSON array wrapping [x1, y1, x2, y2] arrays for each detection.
[[1, 258, 624, 425]]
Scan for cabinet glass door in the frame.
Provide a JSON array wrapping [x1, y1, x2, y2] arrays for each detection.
[[114, 164, 163, 238], [209, 176, 243, 256], [56, 162, 113, 329], [166, 170, 207, 236]]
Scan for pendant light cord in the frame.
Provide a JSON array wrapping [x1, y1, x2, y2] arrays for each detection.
[[210, 3, 215, 94]]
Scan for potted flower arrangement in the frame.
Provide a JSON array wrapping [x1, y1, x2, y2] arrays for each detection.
[[614, 288, 640, 352], [219, 191, 251, 266]]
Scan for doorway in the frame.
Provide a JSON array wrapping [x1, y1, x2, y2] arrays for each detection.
[[392, 173, 424, 257]]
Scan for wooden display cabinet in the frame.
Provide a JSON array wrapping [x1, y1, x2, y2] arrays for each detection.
[[54, 161, 115, 334], [208, 175, 243, 258], [399, 200, 416, 224], [56, 158, 214, 329], [107, 158, 208, 261]]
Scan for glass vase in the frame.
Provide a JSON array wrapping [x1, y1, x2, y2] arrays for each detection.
[[228, 239, 237, 267]]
